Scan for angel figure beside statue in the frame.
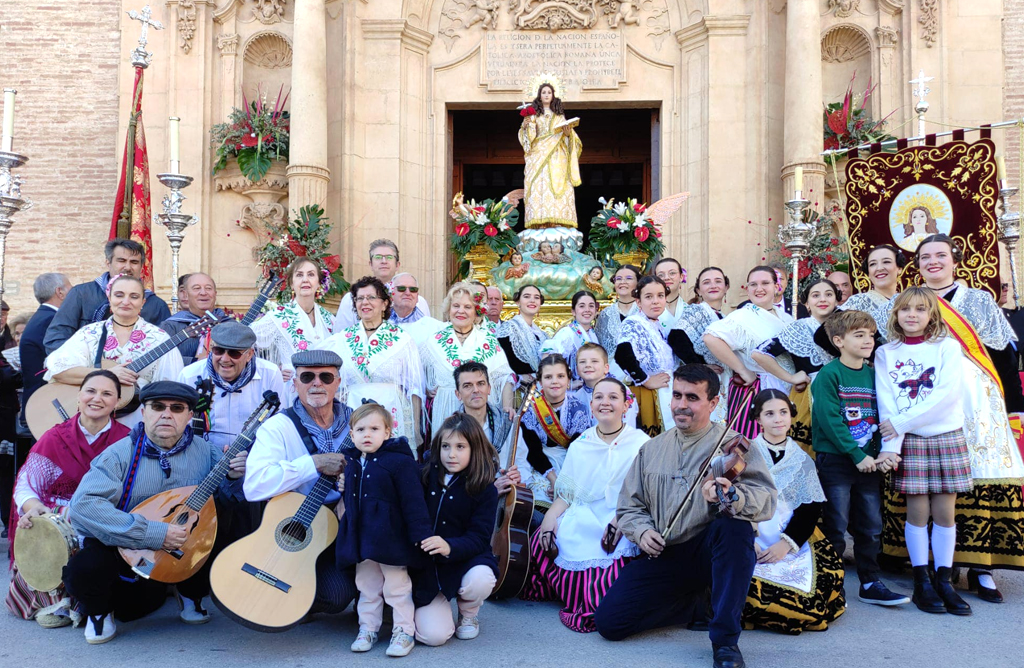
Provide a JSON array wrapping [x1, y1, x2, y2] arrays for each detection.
[[519, 75, 582, 229]]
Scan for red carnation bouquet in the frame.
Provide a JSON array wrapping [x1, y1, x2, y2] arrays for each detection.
[[588, 197, 665, 264], [255, 204, 349, 300]]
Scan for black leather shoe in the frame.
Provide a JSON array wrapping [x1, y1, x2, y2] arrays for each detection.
[[967, 568, 1004, 603], [712, 644, 745, 668], [934, 567, 972, 615], [911, 566, 945, 614]]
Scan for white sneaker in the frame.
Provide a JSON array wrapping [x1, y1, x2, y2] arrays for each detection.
[[385, 629, 415, 657], [175, 591, 211, 625], [84, 614, 116, 645], [36, 612, 72, 629], [455, 615, 479, 640], [351, 628, 378, 652]]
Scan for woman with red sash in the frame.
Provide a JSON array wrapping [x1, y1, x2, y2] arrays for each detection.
[[6, 370, 129, 627], [881, 234, 1024, 604]]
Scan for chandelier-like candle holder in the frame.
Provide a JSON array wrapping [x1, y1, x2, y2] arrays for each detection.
[[155, 171, 199, 312], [779, 192, 817, 315], [998, 178, 1021, 308], [0, 149, 31, 304]]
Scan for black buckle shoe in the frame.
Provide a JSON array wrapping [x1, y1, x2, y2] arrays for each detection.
[[967, 568, 1004, 603], [712, 644, 745, 668]]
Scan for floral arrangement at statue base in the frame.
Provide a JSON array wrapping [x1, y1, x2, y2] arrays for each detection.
[[449, 192, 521, 282], [824, 73, 896, 166], [588, 197, 666, 272], [255, 204, 348, 302], [211, 85, 290, 183], [766, 204, 850, 297]]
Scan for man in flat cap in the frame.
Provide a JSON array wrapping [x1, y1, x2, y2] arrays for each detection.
[[64, 381, 247, 645], [244, 349, 356, 616]]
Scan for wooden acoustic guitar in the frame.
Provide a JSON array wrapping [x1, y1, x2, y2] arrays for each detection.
[[24, 313, 219, 439], [490, 383, 538, 600], [117, 391, 281, 582], [240, 273, 283, 327]]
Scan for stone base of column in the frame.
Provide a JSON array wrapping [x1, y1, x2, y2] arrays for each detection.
[[287, 163, 331, 211]]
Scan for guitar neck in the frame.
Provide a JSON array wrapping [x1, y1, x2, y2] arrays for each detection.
[[240, 293, 271, 327], [125, 330, 191, 373], [293, 474, 338, 527]]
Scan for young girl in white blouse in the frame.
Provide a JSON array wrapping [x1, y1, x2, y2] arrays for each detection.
[[874, 287, 971, 616]]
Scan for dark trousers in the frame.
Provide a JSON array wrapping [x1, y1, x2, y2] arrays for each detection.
[[815, 452, 882, 584], [63, 538, 212, 619], [594, 516, 756, 647]]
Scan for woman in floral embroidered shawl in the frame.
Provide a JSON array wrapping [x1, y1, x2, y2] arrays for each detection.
[[318, 276, 425, 450]]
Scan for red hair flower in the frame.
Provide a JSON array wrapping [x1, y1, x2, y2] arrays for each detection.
[[455, 223, 471, 236], [634, 227, 650, 242], [484, 224, 498, 237]]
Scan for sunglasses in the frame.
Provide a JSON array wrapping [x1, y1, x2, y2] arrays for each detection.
[[393, 285, 419, 293], [211, 346, 246, 359], [147, 401, 190, 414], [298, 371, 337, 385]]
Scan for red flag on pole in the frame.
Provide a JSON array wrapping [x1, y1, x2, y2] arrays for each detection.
[[110, 65, 154, 289]]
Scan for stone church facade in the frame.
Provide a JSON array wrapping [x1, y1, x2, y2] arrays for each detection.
[[0, 0, 1019, 312]]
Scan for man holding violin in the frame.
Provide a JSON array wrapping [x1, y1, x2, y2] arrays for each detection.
[[595, 364, 777, 668]]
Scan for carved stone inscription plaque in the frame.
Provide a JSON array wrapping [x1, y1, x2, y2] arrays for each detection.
[[483, 30, 624, 92]]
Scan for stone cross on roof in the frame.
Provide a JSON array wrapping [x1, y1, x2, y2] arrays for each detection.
[[127, 5, 165, 68]]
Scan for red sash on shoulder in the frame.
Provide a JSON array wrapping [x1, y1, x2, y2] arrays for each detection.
[[533, 391, 571, 448]]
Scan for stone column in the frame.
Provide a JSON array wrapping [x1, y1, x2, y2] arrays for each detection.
[[782, 0, 824, 210], [287, 0, 331, 211]]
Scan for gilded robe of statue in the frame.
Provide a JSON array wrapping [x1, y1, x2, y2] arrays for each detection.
[[520, 111, 583, 229]]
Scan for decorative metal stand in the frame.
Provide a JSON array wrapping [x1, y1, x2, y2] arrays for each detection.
[[998, 178, 1022, 308], [155, 171, 198, 312], [0, 150, 31, 303], [779, 193, 817, 315]]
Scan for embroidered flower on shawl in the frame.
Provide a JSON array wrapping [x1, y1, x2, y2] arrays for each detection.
[[451, 359, 461, 367], [356, 356, 366, 365], [129, 330, 146, 344], [296, 329, 303, 335], [297, 341, 308, 350], [104, 335, 118, 351], [277, 305, 286, 312]]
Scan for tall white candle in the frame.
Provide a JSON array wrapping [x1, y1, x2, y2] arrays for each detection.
[[794, 166, 804, 194], [1, 89, 16, 153], [997, 155, 1007, 182], [169, 116, 180, 173]]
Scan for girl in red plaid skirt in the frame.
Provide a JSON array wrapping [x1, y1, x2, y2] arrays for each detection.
[[875, 287, 972, 616]]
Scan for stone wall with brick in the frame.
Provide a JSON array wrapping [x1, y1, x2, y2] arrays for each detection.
[[0, 1, 122, 316], [1006, 0, 1024, 185]]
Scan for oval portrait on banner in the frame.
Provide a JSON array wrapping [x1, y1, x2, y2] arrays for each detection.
[[888, 184, 954, 252]]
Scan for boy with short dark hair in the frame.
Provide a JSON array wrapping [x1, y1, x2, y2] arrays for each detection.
[[811, 310, 911, 607]]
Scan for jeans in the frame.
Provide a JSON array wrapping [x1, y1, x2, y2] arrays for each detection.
[[594, 515, 756, 647], [815, 452, 883, 584]]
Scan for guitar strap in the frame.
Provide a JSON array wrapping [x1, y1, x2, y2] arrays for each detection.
[[93, 323, 109, 368]]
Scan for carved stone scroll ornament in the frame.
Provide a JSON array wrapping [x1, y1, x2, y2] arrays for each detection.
[[510, 0, 599, 31], [239, 201, 287, 245], [919, 0, 938, 47], [178, 0, 197, 53], [827, 0, 860, 18], [252, 0, 287, 25]]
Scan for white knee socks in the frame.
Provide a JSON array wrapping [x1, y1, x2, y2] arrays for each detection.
[[905, 522, 930, 567], [931, 524, 956, 569]]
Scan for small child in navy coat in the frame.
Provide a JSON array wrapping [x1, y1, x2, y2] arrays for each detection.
[[412, 414, 500, 646], [336, 403, 432, 657]]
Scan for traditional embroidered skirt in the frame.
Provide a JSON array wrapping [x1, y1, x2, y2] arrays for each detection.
[[882, 482, 1024, 570], [788, 387, 814, 457], [742, 530, 846, 635], [520, 531, 636, 633], [727, 378, 761, 439], [5, 563, 78, 623], [893, 430, 972, 495]]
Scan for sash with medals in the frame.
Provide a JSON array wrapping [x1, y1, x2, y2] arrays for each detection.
[[532, 391, 571, 448]]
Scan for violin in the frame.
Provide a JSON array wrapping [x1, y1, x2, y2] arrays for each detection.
[[703, 433, 751, 517]]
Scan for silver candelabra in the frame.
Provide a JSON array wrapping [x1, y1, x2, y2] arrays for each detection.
[[998, 179, 1021, 308], [155, 171, 198, 312], [0, 149, 31, 304], [779, 194, 817, 315]]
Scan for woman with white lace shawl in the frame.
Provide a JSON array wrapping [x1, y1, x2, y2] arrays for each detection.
[[496, 284, 549, 387], [614, 276, 675, 436], [317, 276, 424, 450], [741, 390, 845, 634], [540, 290, 600, 383], [594, 265, 641, 381], [521, 378, 646, 633], [420, 282, 515, 430], [837, 244, 905, 342], [750, 279, 838, 455]]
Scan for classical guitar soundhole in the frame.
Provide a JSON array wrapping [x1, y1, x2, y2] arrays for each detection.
[[275, 518, 311, 552]]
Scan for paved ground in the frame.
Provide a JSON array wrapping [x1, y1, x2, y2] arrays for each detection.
[[1, 535, 1021, 668]]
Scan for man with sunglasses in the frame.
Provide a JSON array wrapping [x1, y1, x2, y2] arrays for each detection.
[[334, 240, 431, 330], [244, 349, 357, 616], [64, 381, 247, 644]]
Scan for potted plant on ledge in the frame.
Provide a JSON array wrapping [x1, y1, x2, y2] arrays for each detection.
[[211, 85, 290, 184]]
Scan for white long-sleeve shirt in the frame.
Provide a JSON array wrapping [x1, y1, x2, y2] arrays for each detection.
[[874, 336, 964, 454], [244, 412, 329, 502]]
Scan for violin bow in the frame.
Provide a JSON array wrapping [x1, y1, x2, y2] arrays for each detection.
[[660, 383, 756, 537]]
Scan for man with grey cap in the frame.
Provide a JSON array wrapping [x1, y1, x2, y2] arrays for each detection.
[[244, 349, 357, 615], [65, 381, 247, 644]]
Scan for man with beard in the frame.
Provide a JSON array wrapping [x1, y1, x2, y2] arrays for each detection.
[[595, 364, 776, 668], [243, 350, 356, 616], [162, 273, 229, 365]]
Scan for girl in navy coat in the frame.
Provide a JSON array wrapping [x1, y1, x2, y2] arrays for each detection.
[[413, 413, 500, 646], [337, 403, 432, 657]]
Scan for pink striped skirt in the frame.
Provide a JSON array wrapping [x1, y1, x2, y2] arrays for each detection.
[[727, 378, 761, 439], [520, 531, 636, 633]]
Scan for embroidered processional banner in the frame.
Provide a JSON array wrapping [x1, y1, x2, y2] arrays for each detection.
[[844, 139, 1000, 298]]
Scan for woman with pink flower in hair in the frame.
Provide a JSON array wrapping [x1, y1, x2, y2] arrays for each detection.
[[43, 274, 183, 428], [252, 257, 336, 404], [318, 276, 426, 452]]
